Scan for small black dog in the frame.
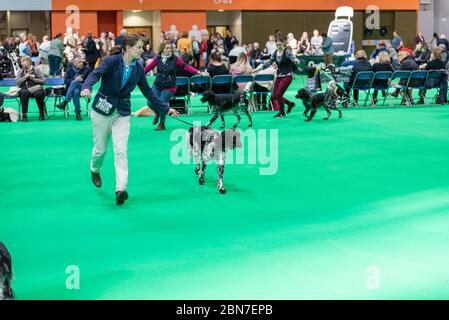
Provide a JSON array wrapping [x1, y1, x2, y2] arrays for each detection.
[[201, 90, 252, 129], [0, 242, 14, 300], [295, 81, 343, 122], [186, 126, 242, 194]]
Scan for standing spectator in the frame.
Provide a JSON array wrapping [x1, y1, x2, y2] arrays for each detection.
[[16, 55, 46, 121], [321, 32, 334, 65], [56, 56, 92, 120], [84, 32, 99, 70], [18, 34, 31, 57], [224, 29, 236, 54], [28, 34, 39, 57], [191, 35, 201, 69], [431, 33, 439, 49], [200, 33, 209, 68], [392, 31, 404, 51], [48, 33, 64, 77], [254, 37, 299, 118], [177, 32, 192, 56], [38, 35, 51, 65], [115, 29, 128, 48], [415, 32, 425, 45], [311, 30, 323, 55], [265, 35, 277, 56]]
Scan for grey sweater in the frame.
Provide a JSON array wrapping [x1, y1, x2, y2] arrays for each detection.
[[16, 68, 46, 88]]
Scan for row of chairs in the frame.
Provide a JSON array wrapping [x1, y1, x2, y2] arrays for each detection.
[[0, 77, 90, 119], [347, 70, 447, 107], [170, 74, 276, 114]]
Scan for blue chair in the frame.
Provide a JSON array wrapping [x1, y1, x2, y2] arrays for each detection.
[[232, 75, 254, 93], [388, 71, 411, 106], [252, 74, 275, 111], [44, 77, 67, 118], [211, 75, 233, 95], [370, 71, 393, 106], [171, 77, 191, 114], [0, 78, 21, 117], [407, 70, 428, 105], [349, 71, 375, 107], [421, 70, 446, 105]]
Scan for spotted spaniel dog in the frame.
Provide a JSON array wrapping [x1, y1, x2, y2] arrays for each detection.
[[0, 242, 14, 300], [201, 89, 253, 129], [186, 126, 242, 194], [295, 81, 344, 122]]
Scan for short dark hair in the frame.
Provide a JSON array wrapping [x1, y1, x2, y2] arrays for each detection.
[[123, 34, 142, 50]]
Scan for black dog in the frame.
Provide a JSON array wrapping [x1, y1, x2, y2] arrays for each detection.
[[201, 90, 252, 129], [0, 242, 14, 300], [186, 126, 242, 194], [295, 81, 343, 122]]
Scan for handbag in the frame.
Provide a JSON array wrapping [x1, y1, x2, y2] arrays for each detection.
[[27, 84, 43, 95]]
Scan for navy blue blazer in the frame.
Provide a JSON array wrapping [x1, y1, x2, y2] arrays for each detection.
[[82, 54, 169, 117]]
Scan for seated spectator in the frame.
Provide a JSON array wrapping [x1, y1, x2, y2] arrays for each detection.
[[438, 44, 448, 63], [16, 55, 46, 121], [392, 51, 419, 104], [230, 53, 253, 92], [370, 43, 387, 61], [253, 65, 277, 110], [177, 49, 195, 78], [297, 32, 311, 55], [249, 42, 263, 68], [55, 56, 91, 120], [228, 41, 246, 64], [344, 50, 372, 105], [386, 43, 398, 67], [206, 51, 229, 78], [372, 52, 394, 104], [419, 47, 447, 104], [413, 42, 431, 66]]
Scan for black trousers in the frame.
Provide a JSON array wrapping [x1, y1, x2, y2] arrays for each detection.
[[19, 88, 46, 114], [0, 92, 4, 107]]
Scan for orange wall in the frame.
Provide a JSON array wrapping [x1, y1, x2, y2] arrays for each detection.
[[161, 11, 206, 34], [52, 0, 419, 11], [51, 11, 98, 37]]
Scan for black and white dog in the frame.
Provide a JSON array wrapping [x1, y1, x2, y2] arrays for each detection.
[[201, 90, 253, 129], [0, 242, 14, 300], [295, 81, 344, 122], [186, 126, 242, 194]]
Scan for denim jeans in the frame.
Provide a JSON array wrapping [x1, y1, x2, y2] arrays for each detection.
[[65, 81, 83, 113], [147, 85, 174, 125]]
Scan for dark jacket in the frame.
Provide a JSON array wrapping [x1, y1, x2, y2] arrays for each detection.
[[425, 59, 446, 70], [82, 54, 169, 117], [84, 37, 99, 64], [349, 58, 372, 85], [64, 64, 92, 88], [414, 49, 431, 65], [372, 63, 394, 88], [399, 56, 419, 71]]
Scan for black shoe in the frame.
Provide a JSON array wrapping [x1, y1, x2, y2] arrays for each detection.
[[152, 114, 159, 125], [115, 190, 129, 205], [76, 113, 82, 121], [287, 103, 296, 114], [22, 114, 28, 122], [56, 100, 68, 110], [274, 113, 286, 118], [39, 113, 45, 120], [372, 97, 378, 105], [91, 172, 102, 188]]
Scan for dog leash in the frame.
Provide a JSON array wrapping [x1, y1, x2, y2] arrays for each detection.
[[171, 116, 194, 127]]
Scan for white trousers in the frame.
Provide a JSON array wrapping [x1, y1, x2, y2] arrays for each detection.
[[90, 110, 130, 191]]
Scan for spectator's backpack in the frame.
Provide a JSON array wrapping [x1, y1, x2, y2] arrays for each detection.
[[0, 242, 14, 300]]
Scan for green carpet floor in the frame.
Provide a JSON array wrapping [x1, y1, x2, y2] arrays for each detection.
[[1, 77, 449, 299]]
